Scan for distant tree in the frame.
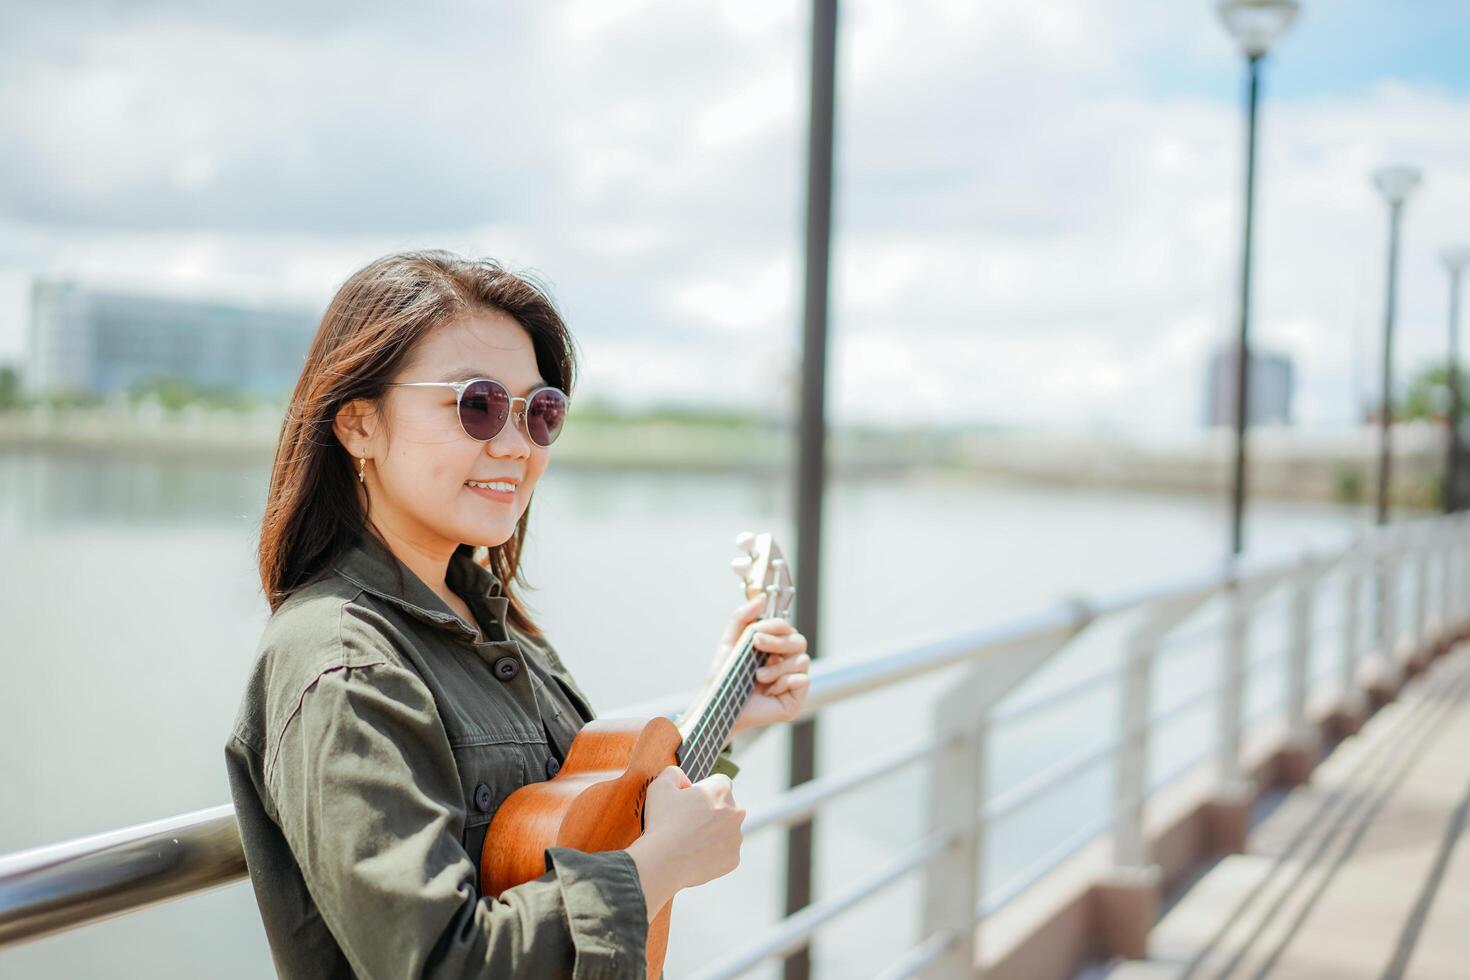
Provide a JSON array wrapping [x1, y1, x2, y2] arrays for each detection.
[[0, 365, 21, 409], [1400, 361, 1470, 425], [42, 386, 105, 409], [1333, 464, 1365, 504], [126, 375, 259, 412], [566, 396, 766, 429]]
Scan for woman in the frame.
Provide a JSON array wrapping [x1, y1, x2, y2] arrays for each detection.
[[224, 250, 810, 979]]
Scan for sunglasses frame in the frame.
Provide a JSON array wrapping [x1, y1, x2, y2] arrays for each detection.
[[382, 377, 569, 447]]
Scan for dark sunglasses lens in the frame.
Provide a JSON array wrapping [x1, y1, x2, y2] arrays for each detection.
[[459, 380, 510, 441], [526, 388, 568, 446]]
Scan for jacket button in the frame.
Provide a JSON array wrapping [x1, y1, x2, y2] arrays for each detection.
[[492, 656, 520, 681], [473, 783, 493, 813], [545, 757, 561, 778]]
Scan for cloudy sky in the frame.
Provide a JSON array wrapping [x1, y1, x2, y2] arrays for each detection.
[[2, 0, 1468, 433]]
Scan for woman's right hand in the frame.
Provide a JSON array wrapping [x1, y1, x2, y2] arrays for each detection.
[[625, 765, 745, 920]]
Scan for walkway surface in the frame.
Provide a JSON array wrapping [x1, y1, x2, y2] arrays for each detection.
[[1105, 644, 1470, 980]]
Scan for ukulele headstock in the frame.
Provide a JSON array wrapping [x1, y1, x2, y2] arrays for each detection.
[[731, 531, 796, 621]]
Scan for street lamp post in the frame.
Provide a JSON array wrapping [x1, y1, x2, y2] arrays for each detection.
[[1370, 164, 1422, 525], [1217, 0, 1300, 557], [1441, 245, 1470, 512]]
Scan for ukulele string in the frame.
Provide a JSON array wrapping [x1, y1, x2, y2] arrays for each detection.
[[680, 638, 750, 780], [692, 650, 759, 780], [684, 632, 766, 780], [682, 644, 750, 780]]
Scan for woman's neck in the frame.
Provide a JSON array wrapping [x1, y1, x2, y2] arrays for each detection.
[[367, 518, 457, 608]]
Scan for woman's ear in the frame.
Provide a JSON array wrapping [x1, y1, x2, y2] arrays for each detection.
[[332, 397, 379, 456]]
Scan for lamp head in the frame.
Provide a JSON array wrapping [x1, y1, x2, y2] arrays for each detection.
[[1372, 165, 1422, 206], [1217, 0, 1300, 58]]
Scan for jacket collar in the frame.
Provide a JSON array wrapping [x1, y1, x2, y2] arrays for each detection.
[[332, 533, 511, 642]]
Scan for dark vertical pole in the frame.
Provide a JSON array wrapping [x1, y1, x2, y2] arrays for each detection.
[[1446, 266, 1464, 513], [785, 2, 836, 979], [1229, 53, 1263, 557], [1377, 201, 1404, 526]]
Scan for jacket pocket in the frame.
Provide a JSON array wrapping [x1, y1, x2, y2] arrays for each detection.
[[453, 741, 530, 887], [452, 741, 527, 831]]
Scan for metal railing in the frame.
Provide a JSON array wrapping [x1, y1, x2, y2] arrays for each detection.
[[3, 512, 1468, 979]]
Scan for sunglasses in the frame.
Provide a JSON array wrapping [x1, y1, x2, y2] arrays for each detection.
[[382, 378, 569, 447]]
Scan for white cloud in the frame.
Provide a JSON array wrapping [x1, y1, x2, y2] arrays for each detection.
[[0, 0, 1465, 437], [665, 256, 794, 334]]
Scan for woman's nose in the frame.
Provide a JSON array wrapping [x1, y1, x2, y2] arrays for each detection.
[[486, 413, 531, 458]]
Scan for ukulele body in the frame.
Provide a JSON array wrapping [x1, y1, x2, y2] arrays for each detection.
[[480, 714, 682, 979]]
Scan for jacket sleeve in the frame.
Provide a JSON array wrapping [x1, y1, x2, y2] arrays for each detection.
[[266, 659, 649, 980]]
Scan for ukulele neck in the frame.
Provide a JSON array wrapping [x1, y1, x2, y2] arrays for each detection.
[[675, 630, 765, 783]]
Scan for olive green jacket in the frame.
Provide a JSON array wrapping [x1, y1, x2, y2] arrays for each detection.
[[225, 534, 738, 980]]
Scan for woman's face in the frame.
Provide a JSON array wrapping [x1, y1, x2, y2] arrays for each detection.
[[343, 309, 552, 557]]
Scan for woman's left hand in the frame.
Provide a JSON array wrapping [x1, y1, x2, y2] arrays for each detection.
[[706, 595, 810, 735]]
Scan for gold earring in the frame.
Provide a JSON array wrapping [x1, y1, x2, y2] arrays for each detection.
[[358, 457, 366, 484]]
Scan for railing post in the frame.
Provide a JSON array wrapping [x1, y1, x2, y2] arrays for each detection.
[[1113, 629, 1151, 870], [1410, 525, 1431, 670], [1335, 548, 1368, 737], [923, 671, 986, 979], [1218, 580, 1248, 787], [1454, 521, 1466, 634], [1280, 553, 1321, 785], [919, 610, 1095, 978], [1384, 534, 1400, 663], [1439, 528, 1454, 652], [1207, 577, 1257, 854], [1459, 519, 1470, 636], [1435, 522, 1450, 651], [1460, 519, 1470, 634], [1097, 592, 1208, 961], [1369, 535, 1404, 706]]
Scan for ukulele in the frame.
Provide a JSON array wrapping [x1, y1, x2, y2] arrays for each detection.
[[480, 532, 796, 978]]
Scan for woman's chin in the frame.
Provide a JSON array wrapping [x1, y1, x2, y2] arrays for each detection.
[[457, 521, 517, 549]]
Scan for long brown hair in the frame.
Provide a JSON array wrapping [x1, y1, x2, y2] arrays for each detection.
[[258, 249, 577, 636]]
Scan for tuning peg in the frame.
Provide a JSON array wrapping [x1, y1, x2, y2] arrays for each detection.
[[730, 556, 753, 579], [734, 531, 756, 554]]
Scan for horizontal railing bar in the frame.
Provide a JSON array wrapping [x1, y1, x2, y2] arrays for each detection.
[[742, 734, 952, 835], [1312, 616, 1346, 642], [983, 736, 1122, 823], [1244, 692, 1286, 728], [797, 607, 1095, 717], [1215, 642, 1288, 694], [614, 601, 1096, 724], [872, 929, 958, 980], [1152, 618, 1229, 656], [1244, 640, 1290, 673], [1309, 654, 1342, 686], [687, 833, 954, 980], [0, 805, 245, 948], [1150, 680, 1221, 730], [979, 805, 1118, 919], [1147, 741, 1216, 797], [991, 665, 1118, 724]]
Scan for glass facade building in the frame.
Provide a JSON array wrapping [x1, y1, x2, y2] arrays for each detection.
[[27, 279, 318, 400]]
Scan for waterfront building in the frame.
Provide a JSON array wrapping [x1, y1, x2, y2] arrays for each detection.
[[1203, 344, 1295, 427], [26, 278, 317, 400]]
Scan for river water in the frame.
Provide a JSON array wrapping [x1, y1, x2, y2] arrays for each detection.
[[0, 449, 1380, 978]]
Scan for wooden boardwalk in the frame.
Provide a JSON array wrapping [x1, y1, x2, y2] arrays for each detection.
[[1105, 644, 1470, 980]]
